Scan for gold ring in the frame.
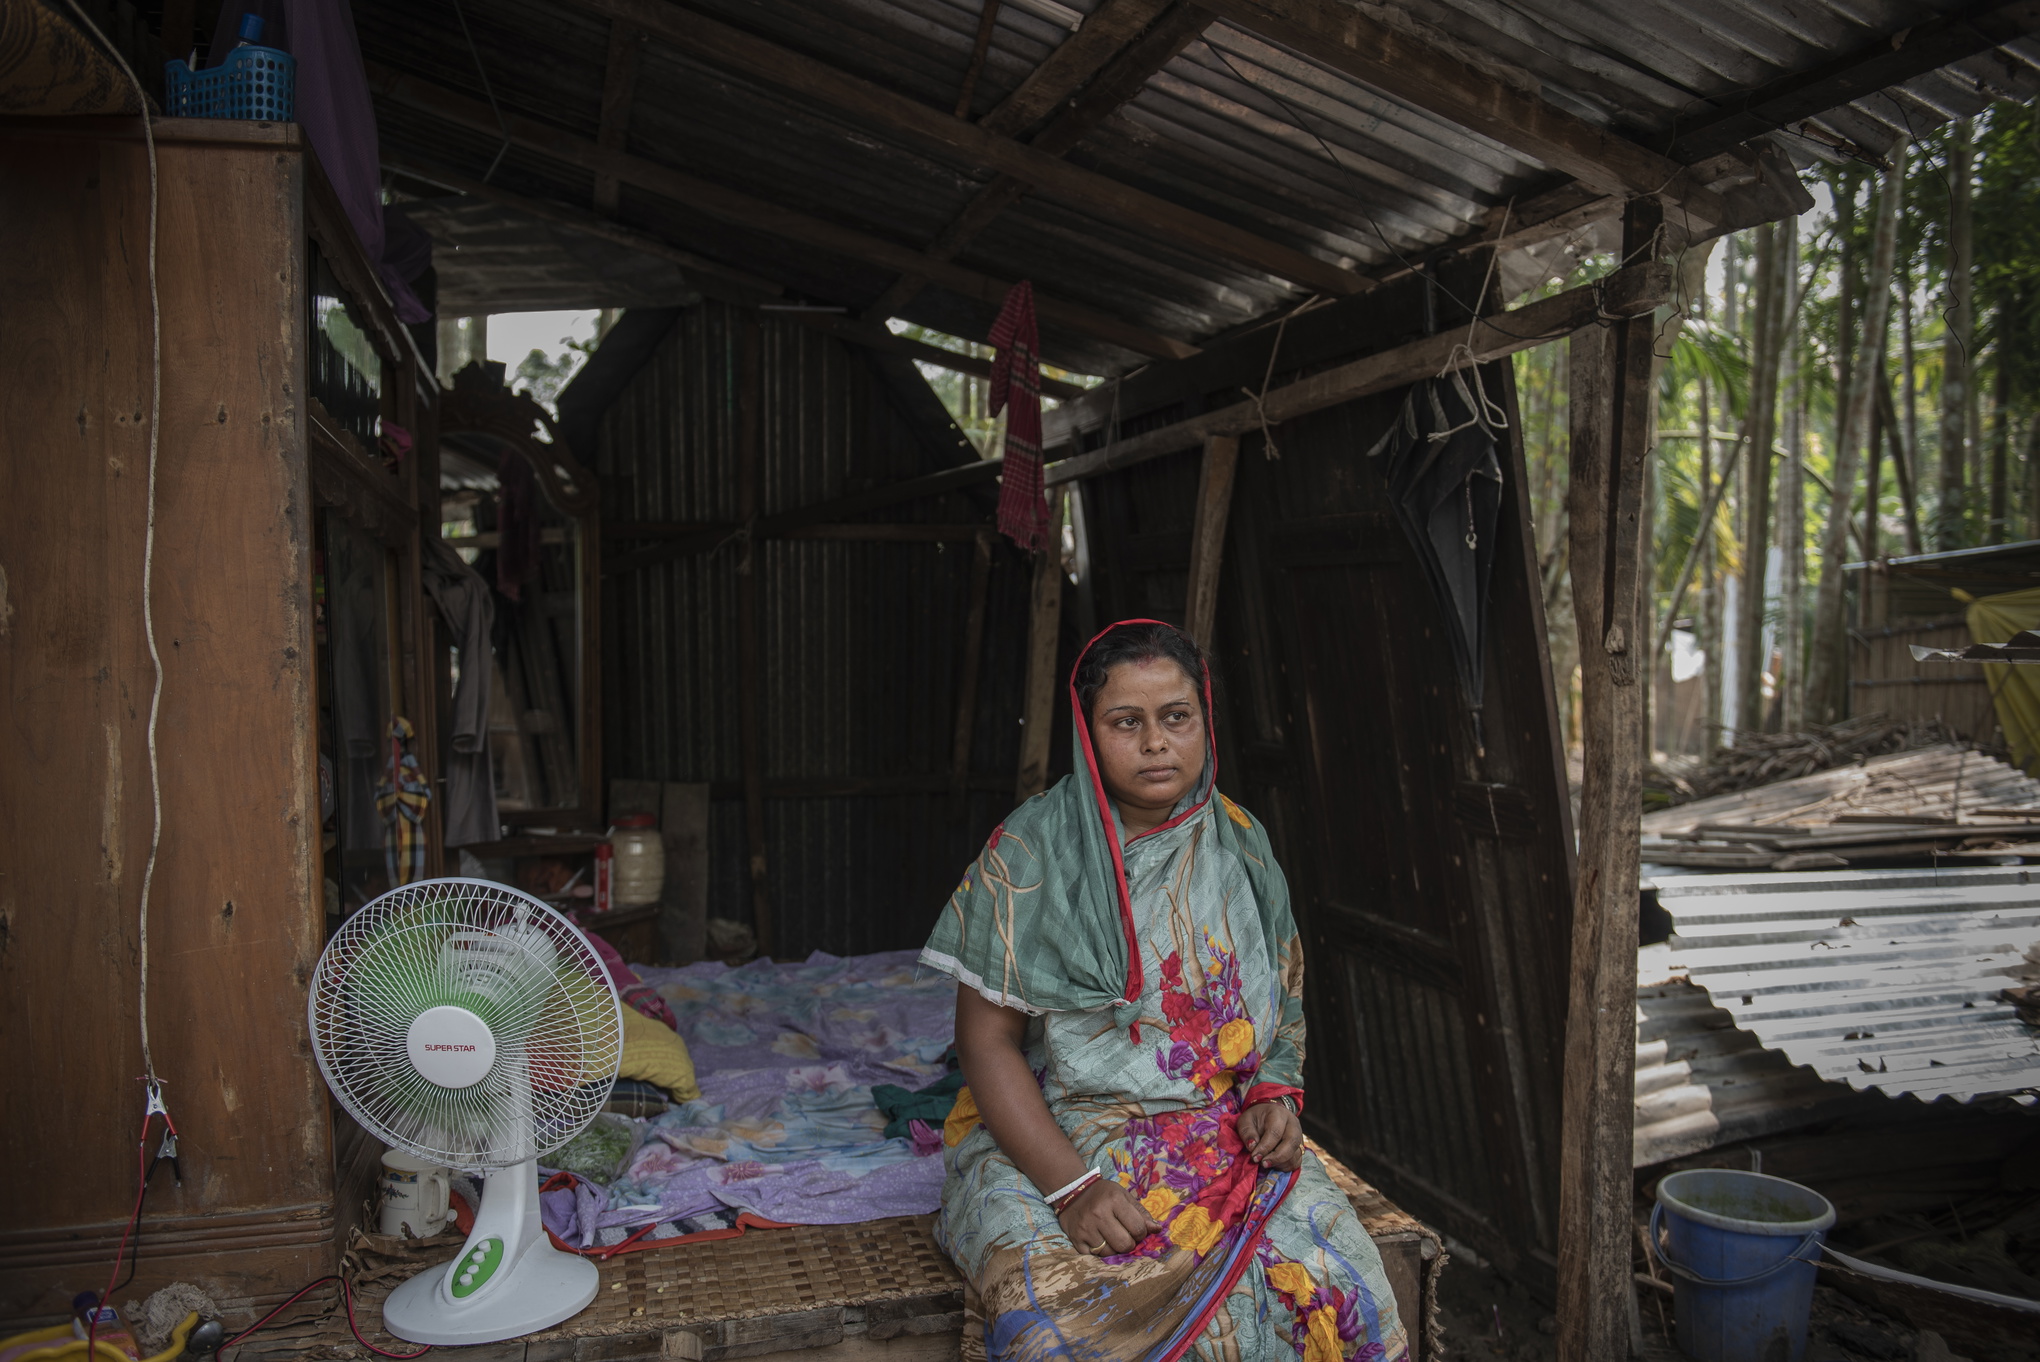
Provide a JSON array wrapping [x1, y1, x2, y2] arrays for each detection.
[[1089, 1241, 1109, 1254]]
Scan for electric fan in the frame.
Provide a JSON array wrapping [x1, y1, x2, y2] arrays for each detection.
[[309, 878, 624, 1344]]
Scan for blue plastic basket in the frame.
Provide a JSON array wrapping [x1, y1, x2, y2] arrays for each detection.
[[163, 44, 296, 122]]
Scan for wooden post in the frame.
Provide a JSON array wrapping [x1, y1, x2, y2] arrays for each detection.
[[1014, 505, 1065, 802], [736, 317, 774, 956], [1557, 197, 1659, 1362], [951, 530, 995, 804], [661, 781, 711, 964], [1183, 433, 1240, 650]]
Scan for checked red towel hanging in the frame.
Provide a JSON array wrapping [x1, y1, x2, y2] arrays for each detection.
[[988, 280, 1050, 551]]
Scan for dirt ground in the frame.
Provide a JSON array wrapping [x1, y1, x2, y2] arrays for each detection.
[[1430, 1251, 1976, 1362]]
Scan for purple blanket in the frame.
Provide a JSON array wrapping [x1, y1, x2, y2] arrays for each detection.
[[541, 950, 958, 1249]]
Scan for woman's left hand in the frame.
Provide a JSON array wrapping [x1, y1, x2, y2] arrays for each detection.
[[1237, 1100, 1304, 1172]]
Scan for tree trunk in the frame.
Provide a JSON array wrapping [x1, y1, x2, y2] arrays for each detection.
[[1940, 118, 1974, 550], [1699, 368, 1723, 754], [1863, 351, 1884, 561], [1777, 233, 1805, 732], [1901, 267, 1921, 508], [1991, 313, 2012, 542], [1734, 222, 1787, 734], [1779, 375, 1807, 731], [1835, 179, 1860, 509], [1809, 151, 1905, 724]]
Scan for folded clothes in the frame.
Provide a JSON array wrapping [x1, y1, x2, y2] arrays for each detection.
[[871, 1066, 965, 1141]]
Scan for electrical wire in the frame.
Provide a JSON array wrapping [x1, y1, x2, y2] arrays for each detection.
[[219, 1276, 432, 1362], [448, 0, 514, 181], [59, 0, 164, 1098], [54, 0, 164, 1345]]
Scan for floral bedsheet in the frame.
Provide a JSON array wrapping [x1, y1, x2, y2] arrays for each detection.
[[539, 949, 957, 1249]]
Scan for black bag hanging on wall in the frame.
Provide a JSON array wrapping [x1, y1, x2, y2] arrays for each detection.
[[1365, 368, 1507, 752]]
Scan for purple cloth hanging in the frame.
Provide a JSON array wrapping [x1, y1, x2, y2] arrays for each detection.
[[211, 0, 432, 324]]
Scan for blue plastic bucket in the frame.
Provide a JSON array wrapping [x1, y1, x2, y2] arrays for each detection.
[[1652, 1169, 1834, 1362]]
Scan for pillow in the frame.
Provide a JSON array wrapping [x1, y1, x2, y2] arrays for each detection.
[[618, 1003, 700, 1103]]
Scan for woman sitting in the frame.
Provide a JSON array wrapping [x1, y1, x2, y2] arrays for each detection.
[[922, 620, 1406, 1362]]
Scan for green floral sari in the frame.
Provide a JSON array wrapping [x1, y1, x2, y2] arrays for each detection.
[[921, 622, 1406, 1362]]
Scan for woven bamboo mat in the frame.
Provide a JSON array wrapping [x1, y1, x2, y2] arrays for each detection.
[[246, 1215, 963, 1357], [569, 1215, 962, 1330], [260, 1156, 1434, 1358]]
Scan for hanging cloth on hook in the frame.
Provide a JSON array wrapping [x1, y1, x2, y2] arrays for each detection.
[[988, 281, 1051, 551], [376, 716, 431, 887], [1365, 372, 1507, 748]]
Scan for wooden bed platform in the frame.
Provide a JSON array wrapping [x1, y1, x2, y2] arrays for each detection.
[[244, 1144, 1442, 1362]]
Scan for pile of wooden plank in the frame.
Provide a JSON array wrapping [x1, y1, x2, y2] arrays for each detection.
[[1642, 745, 2040, 871], [1675, 714, 1963, 803]]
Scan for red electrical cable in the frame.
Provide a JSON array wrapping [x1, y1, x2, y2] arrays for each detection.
[[220, 1276, 430, 1362], [87, 1110, 159, 1362]]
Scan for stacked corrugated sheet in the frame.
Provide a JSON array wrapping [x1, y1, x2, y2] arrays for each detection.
[[1642, 746, 2040, 871], [1633, 947, 1872, 1166], [1648, 866, 2040, 1107]]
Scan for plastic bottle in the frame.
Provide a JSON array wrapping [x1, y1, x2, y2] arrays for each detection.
[[611, 814, 665, 906], [71, 1295, 141, 1362], [231, 13, 267, 47]]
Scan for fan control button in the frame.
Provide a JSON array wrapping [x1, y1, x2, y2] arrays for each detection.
[[451, 1237, 504, 1299]]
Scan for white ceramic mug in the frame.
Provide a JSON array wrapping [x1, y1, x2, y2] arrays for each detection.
[[379, 1149, 452, 1238]]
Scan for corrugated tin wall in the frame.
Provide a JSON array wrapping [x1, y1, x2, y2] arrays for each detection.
[[594, 304, 1033, 958]]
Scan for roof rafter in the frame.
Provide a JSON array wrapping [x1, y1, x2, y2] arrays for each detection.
[[866, 0, 1217, 322], [980, 0, 1175, 137], [592, 20, 644, 213], [1667, 0, 2040, 163], [364, 62, 1199, 360], [1190, 0, 1732, 227], [562, 0, 1362, 296]]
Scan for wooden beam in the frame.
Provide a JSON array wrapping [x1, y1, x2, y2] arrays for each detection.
[[789, 313, 1092, 400], [1668, 0, 2040, 163], [380, 150, 785, 301], [593, 21, 645, 213], [1015, 530, 1066, 802], [1182, 433, 1239, 649], [1556, 198, 1658, 1362], [953, 0, 1003, 119], [981, 0, 1175, 137], [951, 531, 995, 803], [1192, 0, 1728, 222], [868, 0, 1215, 320], [605, 520, 993, 542], [735, 317, 774, 958], [560, 0, 1360, 296], [1043, 260, 1673, 485], [602, 459, 1005, 574], [366, 64, 1198, 361]]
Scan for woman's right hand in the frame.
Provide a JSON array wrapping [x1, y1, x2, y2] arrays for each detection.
[[1056, 1179, 1162, 1256]]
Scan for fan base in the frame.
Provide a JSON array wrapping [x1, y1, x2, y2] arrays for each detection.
[[383, 1238, 598, 1345]]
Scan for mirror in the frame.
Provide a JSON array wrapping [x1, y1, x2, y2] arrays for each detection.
[[438, 367, 601, 834]]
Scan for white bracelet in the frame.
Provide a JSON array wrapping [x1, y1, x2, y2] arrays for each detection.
[[1043, 1168, 1101, 1210]]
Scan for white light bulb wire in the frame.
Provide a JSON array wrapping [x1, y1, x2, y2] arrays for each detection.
[[59, 2, 164, 1091]]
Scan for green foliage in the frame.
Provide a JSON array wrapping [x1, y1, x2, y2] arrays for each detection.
[[513, 339, 591, 408]]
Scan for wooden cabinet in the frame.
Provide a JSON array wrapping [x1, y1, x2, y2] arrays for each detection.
[[0, 116, 439, 1320]]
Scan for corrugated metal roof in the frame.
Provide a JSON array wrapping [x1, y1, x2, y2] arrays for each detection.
[[1649, 866, 2040, 1105], [1633, 948, 1874, 1166], [354, 0, 2040, 374]]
